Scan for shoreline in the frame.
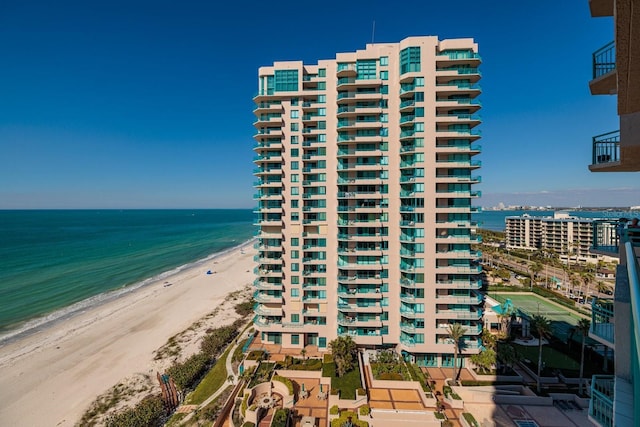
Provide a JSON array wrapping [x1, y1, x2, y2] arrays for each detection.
[[0, 240, 258, 426], [0, 237, 256, 347]]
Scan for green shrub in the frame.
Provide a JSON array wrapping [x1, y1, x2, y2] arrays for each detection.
[[434, 411, 445, 420], [105, 394, 165, 427], [462, 412, 479, 427], [271, 408, 290, 427], [359, 405, 370, 416], [272, 375, 294, 394], [247, 350, 266, 361], [241, 394, 249, 417], [357, 388, 366, 396], [330, 405, 340, 415], [242, 423, 255, 427], [330, 410, 368, 427], [167, 353, 209, 391]]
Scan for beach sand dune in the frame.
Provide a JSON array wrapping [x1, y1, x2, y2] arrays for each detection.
[[0, 243, 256, 427]]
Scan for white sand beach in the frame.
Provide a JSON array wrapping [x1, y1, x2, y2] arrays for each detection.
[[0, 242, 256, 427]]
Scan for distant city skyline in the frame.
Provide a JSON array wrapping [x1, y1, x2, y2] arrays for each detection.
[[1, 1, 635, 209]]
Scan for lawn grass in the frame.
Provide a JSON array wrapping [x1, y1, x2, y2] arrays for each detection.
[[513, 344, 579, 371], [186, 345, 232, 404], [323, 362, 362, 400]]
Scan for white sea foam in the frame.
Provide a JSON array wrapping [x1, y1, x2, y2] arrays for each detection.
[[0, 237, 255, 346]]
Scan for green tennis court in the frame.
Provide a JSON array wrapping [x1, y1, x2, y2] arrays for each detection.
[[492, 292, 588, 341]]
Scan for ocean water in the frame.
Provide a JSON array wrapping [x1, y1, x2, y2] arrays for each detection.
[[0, 209, 255, 340], [475, 209, 630, 232]]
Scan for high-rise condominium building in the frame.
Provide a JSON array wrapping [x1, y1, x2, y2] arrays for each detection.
[[253, 36, 482, 366], [586, 1, 639, 426]]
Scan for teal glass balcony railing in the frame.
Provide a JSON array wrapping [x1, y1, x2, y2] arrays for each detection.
[[592, 130, 620, 165], [591, 298, 614, 344], [589, 375, 614, 427], [593, 41, 616, 79]]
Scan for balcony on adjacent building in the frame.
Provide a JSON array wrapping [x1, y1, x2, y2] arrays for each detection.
[[589, 375, 614, 427], [589, 130, 620, 171], [590, 41, 616, 95]]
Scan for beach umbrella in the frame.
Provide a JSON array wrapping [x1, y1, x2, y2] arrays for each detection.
[[302, 383, 305, 391], [320, 384, 323, 392]]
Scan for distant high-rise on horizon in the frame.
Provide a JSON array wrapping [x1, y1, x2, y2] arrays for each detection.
[[252, 36, 483, 365]]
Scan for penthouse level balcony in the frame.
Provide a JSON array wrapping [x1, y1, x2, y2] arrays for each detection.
[[435, 51, 481, 66], [337, 63, 357, 76], [590, 41, 616, 95]]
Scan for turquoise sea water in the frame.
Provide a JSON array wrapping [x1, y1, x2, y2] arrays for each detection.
[[0, 209, 255, 340]]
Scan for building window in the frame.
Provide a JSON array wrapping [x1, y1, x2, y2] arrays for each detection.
[[291, 135, 299, 144], [380, 56, 388, 66], [318, 337, 327, 348], [274, 69, 299, 91], [291, 288, 299, 297], [291, 200, 298, 208], [380, 70, 388, 80], [400, 46, 421, 74], [291, 98, 299, 106], [291, 333, 299, 344], [291, 148, 299, 157], [317, 81, 326, 90], [356, 60, 377, 80], [318, 68, 326, 77], [291, 161, 299, 170], [290, 110, 299, 119], [291, 275, 299, 284], [291, 263, 299, 271], [291, 238, 299, 246], [291, 212, 299, 221], [291, 174, 299, 183], [291, 123, 299, 132], [291, 250, 299, 259], [291, 186, 299, 195]]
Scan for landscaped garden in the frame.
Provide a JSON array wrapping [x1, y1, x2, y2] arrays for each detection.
[[276, 355, 322, 371], [248, 362, 275, 388], [369, 350, 411, 381], [322, 355, 362, 400]]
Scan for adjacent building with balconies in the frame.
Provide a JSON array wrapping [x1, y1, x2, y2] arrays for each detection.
[[587, 1, 640, 426], [505, 212, 600, 263], [253, 36, 483, 366]]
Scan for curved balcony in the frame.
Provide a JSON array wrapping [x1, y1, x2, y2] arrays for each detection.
[[254, 304, 283, 316], [435, 265, 482, 274]]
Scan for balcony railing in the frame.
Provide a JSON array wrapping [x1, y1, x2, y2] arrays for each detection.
[[592, 130, 620, 166], [589, 375, 614, 427], [591, 298, 615, 344], [592, 41, 616, 79]]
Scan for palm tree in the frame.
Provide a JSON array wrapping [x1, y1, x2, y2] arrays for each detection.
[[447, 323, 466, 383], [581, 272, 595, 302], [531, 315, 552, 394], [570, 274, 581, 298], [576, 318, 591, 395], [530, 262, 543, 285], [596, 281, 612, 295]]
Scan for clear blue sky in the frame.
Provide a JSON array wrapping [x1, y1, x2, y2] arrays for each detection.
[[1, 0, 636, 209]]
